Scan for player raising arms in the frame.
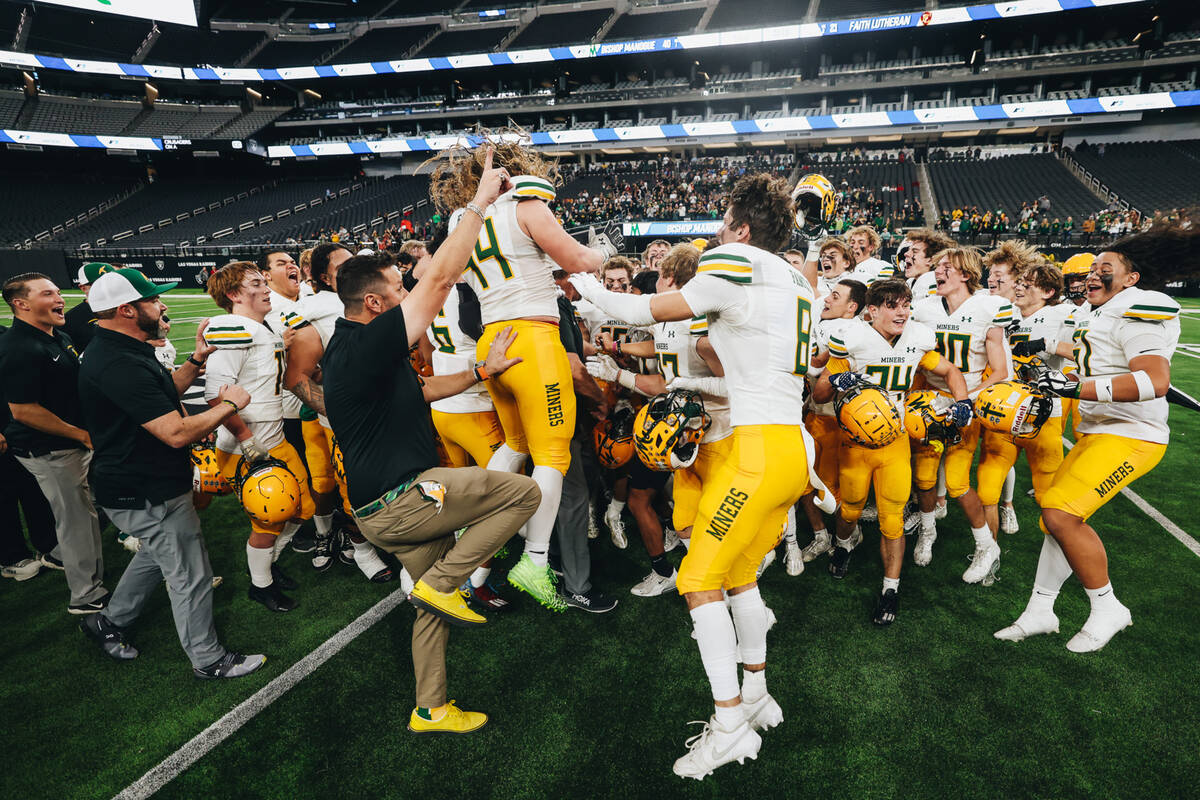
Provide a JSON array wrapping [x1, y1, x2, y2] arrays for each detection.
[[996, 222, 1191, 652], [570, 174, 823, 779], [427, 136, 618, 611], [910, 248, 1012, 582]]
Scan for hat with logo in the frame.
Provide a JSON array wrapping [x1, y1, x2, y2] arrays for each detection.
[[77, 262, 114, 287], [88, 268, 177, 312]]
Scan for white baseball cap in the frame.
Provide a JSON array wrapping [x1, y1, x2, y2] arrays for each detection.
[[88, 268, 177, 312]]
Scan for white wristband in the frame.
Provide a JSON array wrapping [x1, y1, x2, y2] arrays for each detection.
[[807, 241, 822, 262], [1093, 376, 1115, 403], [616, 369, 638, 391], [1131, 370, 1156, 401]]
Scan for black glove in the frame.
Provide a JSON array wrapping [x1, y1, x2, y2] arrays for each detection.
[[1011, 338, 1046, 359], [1037, 370, 1082, 399]]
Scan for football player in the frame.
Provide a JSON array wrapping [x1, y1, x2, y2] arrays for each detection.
[[910, 248, 1012, 582], [845, 226, 897, 285], [996, 223, 1188, 652], [903, 229, 954, 304], [1057, 252, 1095, 433], [427, 140, 617, 611], [570, 173, 829, 779], [815, 279, 972, 624], [203, 262, 316, 612], [643, 239, 671, 272], [813, 238, 856, 298], [261, 251, 310, 488]]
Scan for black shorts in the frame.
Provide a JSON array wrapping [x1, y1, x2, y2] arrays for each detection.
[[627, 455, 669, 491]]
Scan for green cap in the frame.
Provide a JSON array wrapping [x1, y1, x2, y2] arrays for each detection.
[[77, 262, 114, 287], [87, 268, 177, 312]]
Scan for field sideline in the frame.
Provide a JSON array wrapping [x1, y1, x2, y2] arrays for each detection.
[[1, 294, 1198, 799]]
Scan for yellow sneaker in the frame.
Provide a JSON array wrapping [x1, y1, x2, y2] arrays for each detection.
[[408, 580, 487, 627], [407, 701, 488, 734]]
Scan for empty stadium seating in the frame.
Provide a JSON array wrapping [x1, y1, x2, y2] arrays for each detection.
[[1069, 140, 1200, 215], [928, 154, 1098, 224]]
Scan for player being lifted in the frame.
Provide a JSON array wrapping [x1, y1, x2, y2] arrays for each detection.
[[815, 279, 972, 624], [910, 248, 1012, 582], [997, 222, 1190, 652], [427, 137, 618, 611], [570, 174, 825, 779]]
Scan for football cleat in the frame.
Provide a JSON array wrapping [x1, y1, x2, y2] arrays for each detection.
[[587, 510, 600, 540], [464, 580, 511, 612], [848, 525, 863, 550], [860, 504, 879, 523], [408, 701, 488, 735], [994, 610, 1060, 642], [872, 589, 899, 626], [337, 529, 355, 565], [913, 526, 937, 566], [605, 503, 628, 549], [311, 533, 335, 571], [1, 558, 42, 581], [507, 554, 567, 612], [270, 563, 298, 591], [194, 652, 267, 680], [962, 540, 1001, 585], [828, 544, 852, 579], [742, 694, 784, 732], [79, 613, 138, 660], [934, 501, 947, 520], [248, 582, 296, 613], [783, 541, 804, 577], [1066, 604, 1132, 653], [756, 549, 776, 578], [352, 542, 394, 583], [409, 580, 486, 626], [672, 716, 762, 780], [1000, 504, 1019, 535], [801, 531, 833, 562], [631, 569, 677, 597], [903, 503, 921, 535], [663, 527, 681, 552]]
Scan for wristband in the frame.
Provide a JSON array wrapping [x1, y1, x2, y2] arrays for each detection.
[[187, 356, 204, 367], [222, 399, 239, 412], [616, 369, 638, 391], [465, 203, 486, 223], [1092, 376, 1114, 403], [474, 363, 489, 382], [1131, 370, 1155, 401], [614, 339, 623, 356]]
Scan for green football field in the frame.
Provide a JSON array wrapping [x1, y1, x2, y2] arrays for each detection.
[[1, 294, 1198, 799]]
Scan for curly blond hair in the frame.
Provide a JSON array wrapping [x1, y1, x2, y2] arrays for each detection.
[[985, 239, 1041, 272], [426, 128, 559, 215]]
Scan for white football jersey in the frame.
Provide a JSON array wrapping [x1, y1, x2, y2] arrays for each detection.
[[828, 318, 940, 418], [1065, 288, 1179, 444], [815, 269, 859, 299], [809, 317, 855, 417], [680, 243, 815, 427], [654, 316, 731, 442], [912, 293, 1013, 395], [459, 175, 561, 325], [910, 270, 938, 299], [269, 288, 305, 419], [427, 287, 493, 415], [846, 256, 896, 286], [203, 313, 286, 453], [296, 289, 344, 428], [154, 339, 176, 371]]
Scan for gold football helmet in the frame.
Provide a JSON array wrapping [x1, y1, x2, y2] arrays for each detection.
[[904, 390, 961, 449], [1061, 252, 1095, 276], [191, 445, 231, 495], [835, 378, 902, 449], [236, 457, 302, 526], [792, 173, 837, 237], [593, 403, 637, 469], [633, 390, 712, 471], [975, 381, 1054, 438]]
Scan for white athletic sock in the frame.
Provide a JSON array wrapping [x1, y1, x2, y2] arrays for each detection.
[[1033, 534, 1073, 595], [522, 465, 564, 567], [1002, 467, 1016, 503], [607, 498, 626, 515], [812, 527, 828, 541], [399, 567, 415, 595], [351, 537, 375, 556], [783, 505, 798, 545], [314, 514, 333, 536], [689, 601, 742, 703], [971, 524, 993, 546], [728, 587, 769, 666], [470, 565, 491, 589], [883, 576, 900, 593], [713, 703, 746, 731], [246, 543, 273, 588], [920, 511, 936, 531], [741, 669, 767, 704], [273, 521, 301, 561], [936, 460, 947, 497], [485, 443, 529, 474], [1085, 582, 1122, 615], [681, 537, 691, 551]]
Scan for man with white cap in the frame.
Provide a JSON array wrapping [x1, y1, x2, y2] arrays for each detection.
[[76, 267, 266, 678], [62, 262, 113, 352]]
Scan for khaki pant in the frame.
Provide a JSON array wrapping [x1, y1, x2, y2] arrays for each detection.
[[355, 466, 540, 708]]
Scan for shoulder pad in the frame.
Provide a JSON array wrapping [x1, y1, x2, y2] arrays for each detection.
[[826, 321, 859, 358], [511, 175, 556, 201], [908, 321, 938, 351], [1116, 288, 1180, 322], [279, 309, 309, 330], [689, 314, 709, 336], [696, 245, 754, 284], [299, 291, 343, 321], [203, 315, 255, 349], [982, 295, 1014, 326]]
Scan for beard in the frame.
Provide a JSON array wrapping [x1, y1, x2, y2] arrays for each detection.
[[135, 305, 167, 339]]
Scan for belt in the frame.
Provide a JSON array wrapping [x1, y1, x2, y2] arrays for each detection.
[[353, 470, 422, 519]]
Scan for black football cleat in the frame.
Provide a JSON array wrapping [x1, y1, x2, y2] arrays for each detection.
[[248, 582, 297, 612], [271, 563, 298, 591], [872, 589, 899, 626], [828, 546, 852, 580]]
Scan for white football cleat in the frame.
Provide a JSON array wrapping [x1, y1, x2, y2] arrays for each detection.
[[663, 528, 681, 552], [605, 504, 628, 549], [587, 509, 600, 540], [801, 531, 832, 562], [848, 525, 863, 550], [756, 549, 776, 578], [934, 501, 948, 520], [1000, 505, 1019, 535], [994, 609, 1060, 641], [783, 541, 804, 576], [742, 693, 784, 732], [672, 716, 761, 780], [631, 569, 677, 597], [962, 539, 1001, 584], [913, 526, 937, 566], [859, 504, 878, 522], [1066, 603, 1132, 653]]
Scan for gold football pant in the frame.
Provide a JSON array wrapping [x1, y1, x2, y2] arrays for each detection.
[[838, 435, 912, 539], [807, 412, 842, 501], [1040, 433, 1166, 525], [216, 439, 315, 535], [676, 425, 808, 594], [432, 409, 505, 468], [914, 417, 980, 498], [976, 418, 1064, 506], [477, 320, 575, 474], [302, 418, 336, 495], [671, 434, 735, 531]]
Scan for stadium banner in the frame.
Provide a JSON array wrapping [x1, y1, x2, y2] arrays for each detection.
[[0, 129, 163, 150], [0, 0, 1144, 83], [264, 89, 1200, 158], [65, 255, 221, 288], [30, 0, 198, 27], [622, 221, 722, 237]]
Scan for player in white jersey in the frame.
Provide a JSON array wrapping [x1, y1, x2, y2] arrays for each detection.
[[285, 242, 393, 582], [203, 262, 316, 612], [845, 225, 897, 285], [810, 237, 858, 298], [262, 251, 310, 505], [997, 223, 1190, 652], [429, 141, 617, 611], [910, 247, 1012, 582], [570, 173, 829, 780], [817, 279, 972, 624], [796, 277, 866, 568], [904, 228, 955, 299]]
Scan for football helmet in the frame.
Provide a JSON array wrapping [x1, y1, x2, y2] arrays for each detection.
[[904, 390, 962, 449], [792, 173, 836, 237], [835, 377, 902, 449], [633, 390, 712, 471], [191, 445, 231, 495], [1061, 252, 1095, 276], [593, 403, 637, 469], [974, 381, 1054, 438], [1014, 354, 1050, 387], [235, 457, 302, 526]]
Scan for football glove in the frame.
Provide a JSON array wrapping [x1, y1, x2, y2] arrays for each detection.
[[568, 272, 604, 303], [586, 355, 620, 383], [667, 375, 727, 396], [1011, 338, 1046, 359], [239, 436, 270, 465], [587, 224, 621, 261], [829, 371, 864, 393], [1036, 370, 1082, 399], [948, 400, 974, 428]]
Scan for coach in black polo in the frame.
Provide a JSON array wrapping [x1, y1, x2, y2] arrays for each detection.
[[76, 268, 265, 679], [0, 271, 107, 614]]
